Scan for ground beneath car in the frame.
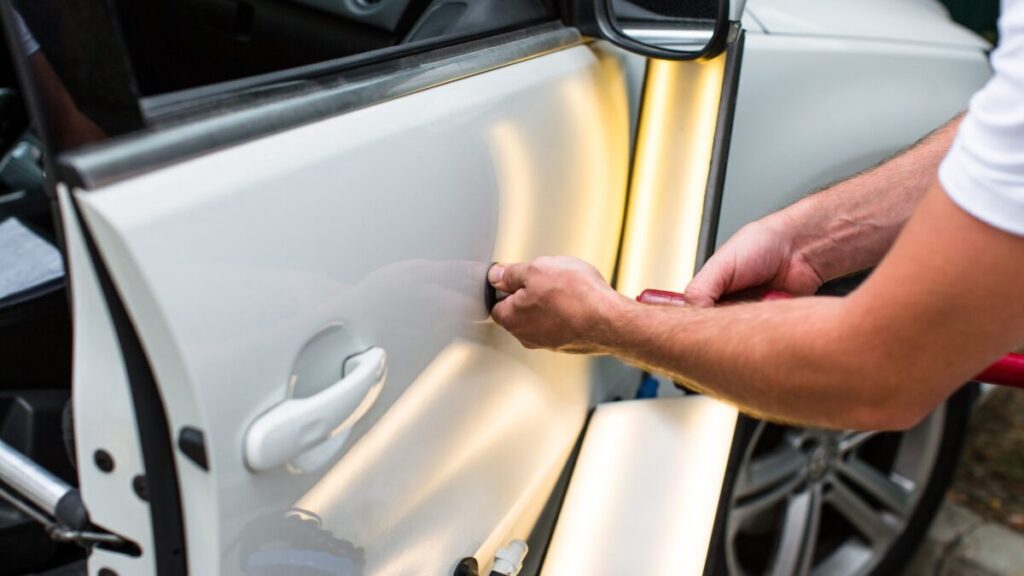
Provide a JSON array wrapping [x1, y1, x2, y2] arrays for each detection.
[[903, 387, 1024, 576], [948, 387, 1024, 532]]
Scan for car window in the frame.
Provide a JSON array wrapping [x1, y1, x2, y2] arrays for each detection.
[[6, 0, 556, 157], [115, 0, 557, 96], [9, 0, 145, 154]]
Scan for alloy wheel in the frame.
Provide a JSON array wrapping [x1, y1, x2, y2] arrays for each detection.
[[724, 404, 946, 576]]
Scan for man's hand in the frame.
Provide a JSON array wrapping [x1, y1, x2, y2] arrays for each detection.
[[686, 116, 964, 307], [488, 256, 629, 353], [684, 217, 824, 306]]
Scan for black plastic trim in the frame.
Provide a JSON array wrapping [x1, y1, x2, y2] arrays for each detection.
[[56, 23, 580, 190], [71, 201, 187, 575], [701, 413, 758, 576], [177, 427, 209, 472], [453, 557, 480, 576], [695, 26, 744, 266], [562, 0, 731, 62], [53, 488, 89, 531], [698, 32, 747, 576]]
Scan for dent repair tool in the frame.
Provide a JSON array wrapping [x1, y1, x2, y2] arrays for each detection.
[[636, 288, 1024, 390], [484, 262, 510, 313]]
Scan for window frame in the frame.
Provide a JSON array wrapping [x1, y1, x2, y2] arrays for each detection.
[[7, 0, 565, 167], [56, 21, 581, 190], [139, 5, 561, 123]]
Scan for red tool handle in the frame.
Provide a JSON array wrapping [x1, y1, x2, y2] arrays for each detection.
[[636, 288, 1024, 390]]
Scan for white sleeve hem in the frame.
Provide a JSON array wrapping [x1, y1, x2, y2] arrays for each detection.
[[939, 153, 1024, 237]]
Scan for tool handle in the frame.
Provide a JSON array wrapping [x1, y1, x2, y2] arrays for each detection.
[[975, 353, 1024, 389], [636, 288, 1024, 389]]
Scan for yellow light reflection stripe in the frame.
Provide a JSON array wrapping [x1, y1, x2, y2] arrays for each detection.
[[616, 55, 727, 297], [489, 121, 535, 263], [540, 397, 739, 576]]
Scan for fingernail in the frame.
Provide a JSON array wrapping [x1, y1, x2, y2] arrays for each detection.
[[488, 264, 505, 284]]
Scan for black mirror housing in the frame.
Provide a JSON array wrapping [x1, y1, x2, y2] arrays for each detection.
[[560, 0, 733, 61]]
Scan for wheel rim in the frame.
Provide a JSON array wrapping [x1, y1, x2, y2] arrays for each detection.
[[724, 405, 947, 576]]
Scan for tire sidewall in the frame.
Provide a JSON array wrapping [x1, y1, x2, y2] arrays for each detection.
[[709, 384, 976, 575]]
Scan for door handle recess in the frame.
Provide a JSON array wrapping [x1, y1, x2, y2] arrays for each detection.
[[245, 347, 387, 472]]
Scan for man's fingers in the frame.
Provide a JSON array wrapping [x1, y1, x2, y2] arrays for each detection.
[[488, 262, 530, 331], [488, 262, 529, 294], [685, 261, 730, 307], [681, 291, 716, 307], [490, 296, 516, 328]]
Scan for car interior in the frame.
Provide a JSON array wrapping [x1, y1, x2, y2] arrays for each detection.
[[112, 0, 555, 97], [0, 2, 562, 573], [0, 39, 83, 573]]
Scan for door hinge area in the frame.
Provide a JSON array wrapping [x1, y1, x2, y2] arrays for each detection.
[[0, 439, 140, 555]]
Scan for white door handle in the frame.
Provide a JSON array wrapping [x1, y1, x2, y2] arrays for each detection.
[[245, 347, 387, 472]]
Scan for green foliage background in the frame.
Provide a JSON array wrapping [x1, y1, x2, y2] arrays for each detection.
[[940, 0, 1001, 42]]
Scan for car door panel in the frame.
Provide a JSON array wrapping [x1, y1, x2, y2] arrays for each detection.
[[56, 187, 159, 575], [67, 40, 634, 574]]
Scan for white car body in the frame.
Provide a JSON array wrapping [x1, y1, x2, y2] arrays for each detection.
[[32, 0, 990, 574], [66, 37, 645, 575], [721, 0, 990, 241]]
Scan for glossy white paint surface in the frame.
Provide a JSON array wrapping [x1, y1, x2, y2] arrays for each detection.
[[541, 397, 738, 576], [731, 0, 749, 23], [740, 8, 765, 34], [57, 186, 156, 575], [72, 44, 635, 574], [718, 32, 991, 243], [748, 0, 990, 48]]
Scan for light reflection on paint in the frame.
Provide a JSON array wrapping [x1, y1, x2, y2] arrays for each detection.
[[488, 47, 631, 279], [288, 49, 639, 574], [539, 51, 742, 575], [655, 401, 740, 572], [559, 51, 631, 263], [488, 121, 536, 263], [296, 343, 473, 512], [540, 398, 738, 576], [616, 56, 727, 297], [294, 340, 578, 574]]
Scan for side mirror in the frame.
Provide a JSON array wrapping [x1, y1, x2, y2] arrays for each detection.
[[563, 0, 734, 60]]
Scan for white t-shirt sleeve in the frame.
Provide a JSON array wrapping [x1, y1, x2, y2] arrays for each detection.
[[939, 0, 1024, 236], [12, 11, 39, 56]]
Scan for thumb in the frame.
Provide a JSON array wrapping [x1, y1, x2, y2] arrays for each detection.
[[488, 262, 529, 294], [685, 262, 731, 308]]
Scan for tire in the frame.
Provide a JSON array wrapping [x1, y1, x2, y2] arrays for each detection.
[[710, 272, 975, 576], [710, 385, 975, 576]]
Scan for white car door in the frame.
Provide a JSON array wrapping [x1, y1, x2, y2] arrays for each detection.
[[11, 1, 649, 574]]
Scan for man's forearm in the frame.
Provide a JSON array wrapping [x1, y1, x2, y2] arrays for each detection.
[[776, 115, 963, 282], [598, 296, 888, 429], [589, 183, 1024, 433], [489, 184, 1024, 431]]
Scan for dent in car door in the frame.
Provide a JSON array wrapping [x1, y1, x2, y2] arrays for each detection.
[[59, 28, 633, 574]]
